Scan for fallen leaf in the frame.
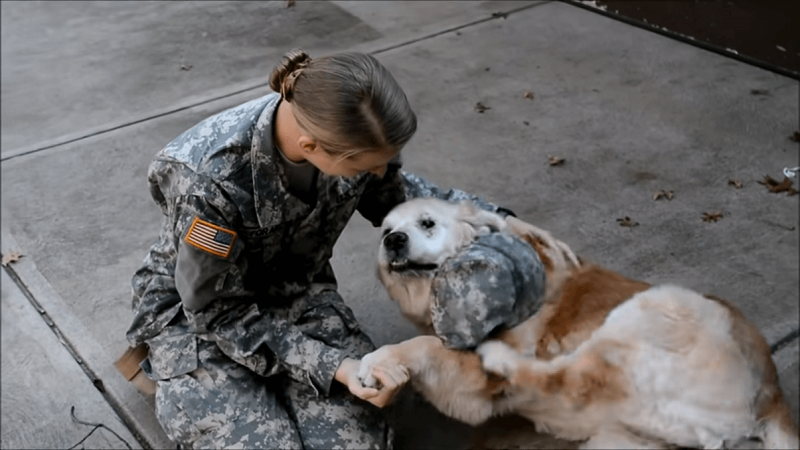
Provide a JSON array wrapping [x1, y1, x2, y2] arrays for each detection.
[[750, 89, 769, 96], [547, 155, 565, 166], [485, 67, 491, 72], [617, 217, 638, 227], [1, 251, 23, 267], [758, 175, 798, 195], [286, 0, 295, 7], [790, 131, 800, 142], [653, 190, 674, 201], [728, 179, 743, 189], [523, 90, 534, 100], [702, 212, 723, 222], [474, 102, 491, 113], [180, 64, 193, 71], [491, 12, 508, 19], [522, 121, 530, 126]]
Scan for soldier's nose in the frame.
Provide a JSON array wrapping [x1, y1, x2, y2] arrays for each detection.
[[369, 164, 388, 177]]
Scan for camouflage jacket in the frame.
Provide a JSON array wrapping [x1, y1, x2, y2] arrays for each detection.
[[126, 92, 506, 395]]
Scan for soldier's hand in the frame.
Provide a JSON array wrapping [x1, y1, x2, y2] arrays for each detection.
[[335, 357, 408, 408], [360, 360, 409, 408]]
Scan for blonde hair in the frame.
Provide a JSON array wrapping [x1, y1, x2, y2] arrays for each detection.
[[268, 49, 417, 157]]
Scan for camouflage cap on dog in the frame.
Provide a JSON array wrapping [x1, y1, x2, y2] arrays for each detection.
[[430, 232, 545, 349]]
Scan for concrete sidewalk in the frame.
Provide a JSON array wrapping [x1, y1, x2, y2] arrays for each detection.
[[1, 267, 141, 449], [2, 1, 797, 449]]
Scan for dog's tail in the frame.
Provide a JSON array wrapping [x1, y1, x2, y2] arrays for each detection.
[[759, 393, 799, 450]]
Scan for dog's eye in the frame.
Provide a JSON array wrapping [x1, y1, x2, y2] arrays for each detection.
[[420, 218, 435, 230]]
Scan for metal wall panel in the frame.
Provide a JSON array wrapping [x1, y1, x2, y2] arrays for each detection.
[[567, 0, 799, 79]]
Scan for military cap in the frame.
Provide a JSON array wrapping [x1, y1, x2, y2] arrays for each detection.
[[430, 232, 545, 349]]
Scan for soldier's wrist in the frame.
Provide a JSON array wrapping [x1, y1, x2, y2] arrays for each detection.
[[334, 357, 358, 387]]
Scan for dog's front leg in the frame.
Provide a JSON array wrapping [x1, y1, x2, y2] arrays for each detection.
[[359, 335, 500, 425], [358, 335, 442, 388], [479, 340, 628, 412]]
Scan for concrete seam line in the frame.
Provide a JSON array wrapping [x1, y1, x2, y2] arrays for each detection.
[[1, 83, 270, 163], [1, 1, 552, 162], [3, 266, 92, 378], [370, 1, 551, 56]]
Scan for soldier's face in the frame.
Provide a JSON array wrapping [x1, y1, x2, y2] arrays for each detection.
[[307, 146, 399, 178]]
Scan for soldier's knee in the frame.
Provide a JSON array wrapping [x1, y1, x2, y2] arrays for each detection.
[[155, 380, 202, 446]]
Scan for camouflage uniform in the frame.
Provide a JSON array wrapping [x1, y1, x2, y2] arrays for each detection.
[[126, 92, 507, 449]]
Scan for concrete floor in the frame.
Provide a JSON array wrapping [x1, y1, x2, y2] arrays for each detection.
[[1, 1, 797, 449]]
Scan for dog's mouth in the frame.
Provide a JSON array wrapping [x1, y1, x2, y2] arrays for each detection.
[[388, 257, 438, 273]]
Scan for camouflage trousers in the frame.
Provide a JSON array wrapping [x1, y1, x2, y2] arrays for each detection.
[[152, 294, 391, 449]]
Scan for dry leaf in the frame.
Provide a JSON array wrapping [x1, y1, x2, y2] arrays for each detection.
[[547, 155, 565, 166], [653, 190, 674, 201], [702, 212, 723, 222], [728, 179, 743, 189], [617, 217, 638, 227], [474, 102, 490, 113], [750, 89, 769, 96], [491, 12, 508, 19], [286, 0, 296, 7], [1, 251, 23, 267], [180, 64, 193, 71], [790, 131, 800, 142], [523, 90, 534, 100], [758, 175, 798, 195]]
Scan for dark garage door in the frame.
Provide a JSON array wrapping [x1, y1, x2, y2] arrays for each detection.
[[567, 0, 799, 80]]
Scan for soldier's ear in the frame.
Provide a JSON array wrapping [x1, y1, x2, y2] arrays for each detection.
[[298, 135, 318, 154]]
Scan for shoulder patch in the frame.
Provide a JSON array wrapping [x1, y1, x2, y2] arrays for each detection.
[[185, 217, 237, 258]]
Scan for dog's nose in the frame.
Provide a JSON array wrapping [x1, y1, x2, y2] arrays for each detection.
[[383, 231, 408, 252]]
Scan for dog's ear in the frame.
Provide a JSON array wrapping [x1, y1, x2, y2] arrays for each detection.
[[456, 201, 507, 235]]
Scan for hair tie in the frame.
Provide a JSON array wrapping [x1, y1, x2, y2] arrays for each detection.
[[281, 61, 309, 101]]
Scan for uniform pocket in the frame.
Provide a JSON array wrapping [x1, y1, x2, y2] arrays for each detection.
[[327, 300, 361, 333], [143, 331, 198, 380], [295, 288, 374, 357]]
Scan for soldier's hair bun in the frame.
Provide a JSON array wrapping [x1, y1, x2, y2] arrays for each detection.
[[269, 49, 312, 101]]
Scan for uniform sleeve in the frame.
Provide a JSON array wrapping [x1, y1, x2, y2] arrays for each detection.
[[356, 158, 514, 227], [170, 194, 348, 394]]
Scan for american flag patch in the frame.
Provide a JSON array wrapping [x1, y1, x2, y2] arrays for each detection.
[[185, 217, 237, 258]]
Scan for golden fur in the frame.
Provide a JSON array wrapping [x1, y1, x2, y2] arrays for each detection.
[[359, 198, 798, 449]]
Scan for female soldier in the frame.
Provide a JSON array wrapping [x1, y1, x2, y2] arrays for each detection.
[[125, 49, 515, 449]]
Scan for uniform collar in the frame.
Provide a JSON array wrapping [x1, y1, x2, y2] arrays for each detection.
[[251, 94, 311, 228], [250, 94, 370, 228]]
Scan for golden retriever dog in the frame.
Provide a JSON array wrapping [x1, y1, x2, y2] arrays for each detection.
[[358, 198, 798, 449]]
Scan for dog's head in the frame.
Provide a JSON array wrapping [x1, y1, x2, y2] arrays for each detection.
[[376, 197, 553, 345], [377, 199, 507, 332], [379, 198, 506, 275]]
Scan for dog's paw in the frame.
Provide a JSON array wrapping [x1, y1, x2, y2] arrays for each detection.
[[358, 352, 380, 388], [358, 347, 394, 389], [477, 341, 520, 378]]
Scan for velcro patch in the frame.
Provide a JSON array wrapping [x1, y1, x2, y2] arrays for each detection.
[[185, 217, 237, 258]]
